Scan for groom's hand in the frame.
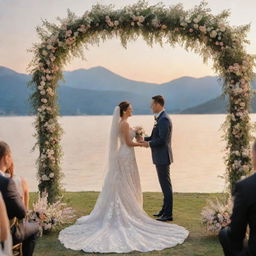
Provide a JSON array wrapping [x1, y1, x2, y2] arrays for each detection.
[[141, 141, 150, 148], [136, 136, 143, 143]]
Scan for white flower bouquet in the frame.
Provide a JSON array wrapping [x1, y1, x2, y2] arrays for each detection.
[[134, 126, 146, 138], [28, 192, 75, 236], [201, 197, 233, 233]]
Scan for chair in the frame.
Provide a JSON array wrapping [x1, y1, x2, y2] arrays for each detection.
[[10, 217, 23, 256], [12, 243, 23, 256]]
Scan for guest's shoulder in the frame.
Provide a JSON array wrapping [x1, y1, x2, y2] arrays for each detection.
[[0, 174, 9, 184], [236, 173, 256, 191], [0, 175, 12, 192]]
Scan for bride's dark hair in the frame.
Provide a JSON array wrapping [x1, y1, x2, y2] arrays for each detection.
[[118, 101, 130, 117]]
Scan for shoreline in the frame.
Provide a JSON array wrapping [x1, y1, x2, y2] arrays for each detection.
[[0, 113, 232, 117]]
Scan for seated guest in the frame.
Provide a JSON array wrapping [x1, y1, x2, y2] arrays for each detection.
[[0, 141, 39, 256], [0, 192, 9, 242], [0, 192, 12, 256], [219, 142, 256, 256], [6, 162, 30, 210]]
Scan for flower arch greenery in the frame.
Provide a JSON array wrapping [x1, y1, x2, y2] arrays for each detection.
[[29, 1, 255, 203]]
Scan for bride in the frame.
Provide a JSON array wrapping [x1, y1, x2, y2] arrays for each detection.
[[59, 101, 189, 253]]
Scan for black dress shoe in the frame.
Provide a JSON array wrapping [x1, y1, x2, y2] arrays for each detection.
[[156, 216, 173, 222], [153, 212, 163, 217]]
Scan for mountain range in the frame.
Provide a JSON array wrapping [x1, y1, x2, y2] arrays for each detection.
[[0, 65, 255, 115]]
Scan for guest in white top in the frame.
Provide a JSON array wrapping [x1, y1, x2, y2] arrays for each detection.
[[0, 140, 39, 256], [5, 163, 29, 210]]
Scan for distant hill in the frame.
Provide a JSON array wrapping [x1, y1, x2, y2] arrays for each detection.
[[0, 65, 243, 115], [61, 66, 223, 111], [0, 66, 150, 115], [181, 95, 228, 114], [181, 80, 256, 114], [0, 66, 32, 115], [58, 88, 150, 115]]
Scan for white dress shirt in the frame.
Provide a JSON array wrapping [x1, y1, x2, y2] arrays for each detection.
[[154, 109, 165, 119]]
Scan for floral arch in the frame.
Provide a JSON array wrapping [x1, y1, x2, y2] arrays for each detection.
[[29, 1, 255, 203]]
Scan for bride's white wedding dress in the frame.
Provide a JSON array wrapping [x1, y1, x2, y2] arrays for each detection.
[[59, 106, 189, 253]]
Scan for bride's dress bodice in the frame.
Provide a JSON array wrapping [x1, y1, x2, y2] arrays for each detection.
[[59, 123, 189, 253], [118, 127, 136, 155], [120, 127, 136, 142]]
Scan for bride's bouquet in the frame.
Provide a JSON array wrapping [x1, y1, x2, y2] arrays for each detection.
[[134, 126, 147, 138]]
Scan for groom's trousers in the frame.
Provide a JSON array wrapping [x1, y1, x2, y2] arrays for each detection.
[[155, 164, 173, 217]]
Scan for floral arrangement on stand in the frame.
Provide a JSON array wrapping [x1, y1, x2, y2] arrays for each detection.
[[28, 0, 255, 203], [201, 196, 233, 233], [28, 192, 75, 236]]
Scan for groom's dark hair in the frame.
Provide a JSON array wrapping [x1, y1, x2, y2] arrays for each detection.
[[152, 95, 165, 106]]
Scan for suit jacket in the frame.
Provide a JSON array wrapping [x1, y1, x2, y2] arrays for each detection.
[[144, 110, 173, 165], [0, 174, 26, 220], [229, 173, 256, 256]]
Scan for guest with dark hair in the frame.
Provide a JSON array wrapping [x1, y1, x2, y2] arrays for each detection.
[[219, 141, 256, 256], [0, 141, 39, 256]]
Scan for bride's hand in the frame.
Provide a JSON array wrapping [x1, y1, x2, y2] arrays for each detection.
[[140, 141, 149, 148], [136, 142, 146, 147], [136, 136, 143, 143]]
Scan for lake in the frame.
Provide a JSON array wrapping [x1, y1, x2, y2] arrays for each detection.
[[0, 114, 244, 193]]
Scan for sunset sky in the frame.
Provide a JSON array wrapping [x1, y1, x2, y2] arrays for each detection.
[[0, 0, 255, 83]]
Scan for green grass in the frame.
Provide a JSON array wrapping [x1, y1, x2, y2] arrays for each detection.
[[30, 192, 224, 256]]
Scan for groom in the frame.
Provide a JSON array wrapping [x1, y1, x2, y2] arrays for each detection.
[[141, 95, 173, 222]]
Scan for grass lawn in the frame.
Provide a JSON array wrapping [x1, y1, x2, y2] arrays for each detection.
[[30, 192, 224, 256]]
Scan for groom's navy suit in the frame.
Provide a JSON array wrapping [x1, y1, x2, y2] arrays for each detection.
[[144, 110, 173, 217]]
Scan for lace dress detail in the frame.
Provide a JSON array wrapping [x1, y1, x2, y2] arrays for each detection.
[[58, 129, 189, 253]]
